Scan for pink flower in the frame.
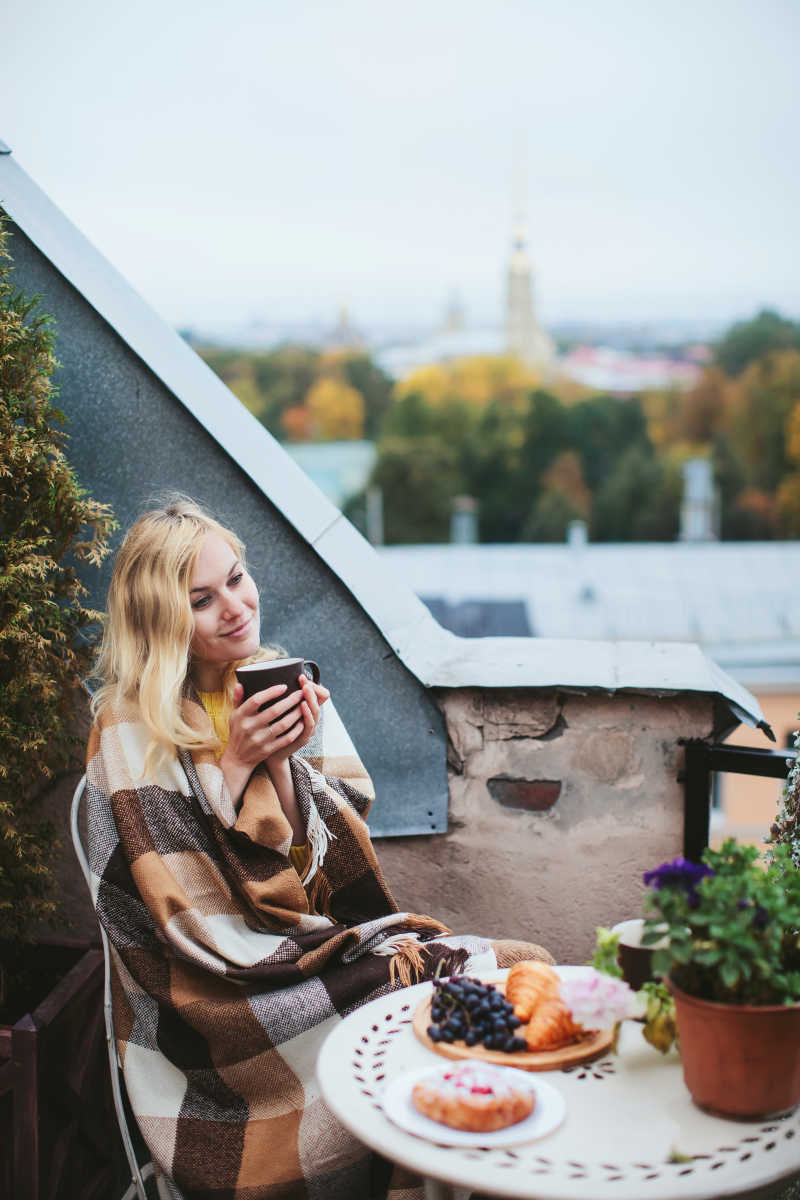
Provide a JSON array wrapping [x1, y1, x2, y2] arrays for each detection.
[[559, 969, 645, 1029]]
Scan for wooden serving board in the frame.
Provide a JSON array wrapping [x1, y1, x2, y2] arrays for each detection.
[[412, 982, 614, 1072]]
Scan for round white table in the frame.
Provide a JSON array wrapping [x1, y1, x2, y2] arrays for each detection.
[[316, 973, 800, 1200]]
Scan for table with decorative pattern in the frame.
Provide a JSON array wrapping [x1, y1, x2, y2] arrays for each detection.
[[316, 973, 800, 1200]]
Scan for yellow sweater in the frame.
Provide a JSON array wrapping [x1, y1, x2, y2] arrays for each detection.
[[197, 689, 309, 876]]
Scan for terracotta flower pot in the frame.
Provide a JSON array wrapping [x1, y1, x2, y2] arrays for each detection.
[[670, 980, 800, 1119]]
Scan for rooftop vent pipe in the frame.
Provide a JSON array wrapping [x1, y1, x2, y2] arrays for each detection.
[[451, 495, 478, 544], [680, 458, 719, 542]]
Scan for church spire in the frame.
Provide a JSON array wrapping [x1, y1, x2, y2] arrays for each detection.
[[505, 142, 554, 372]]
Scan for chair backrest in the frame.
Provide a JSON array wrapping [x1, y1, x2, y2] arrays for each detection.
[[71, 775, 155, 1200]]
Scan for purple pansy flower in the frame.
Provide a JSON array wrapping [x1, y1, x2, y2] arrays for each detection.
[[643, 857, 714, 905]]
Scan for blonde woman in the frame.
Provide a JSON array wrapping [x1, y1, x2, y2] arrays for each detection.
[[86, 496, 552, 1200]]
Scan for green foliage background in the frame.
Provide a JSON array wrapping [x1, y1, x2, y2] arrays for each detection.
[[0, 219, 116, 943], [197, 310, 800, 547]]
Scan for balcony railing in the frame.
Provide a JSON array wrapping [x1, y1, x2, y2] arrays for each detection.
[[681, 740, 796, 860]]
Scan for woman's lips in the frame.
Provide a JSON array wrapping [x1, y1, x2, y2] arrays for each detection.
[[222, 617, 252, 638]]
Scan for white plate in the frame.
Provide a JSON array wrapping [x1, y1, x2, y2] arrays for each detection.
[[381, 1064, 566, 1148]]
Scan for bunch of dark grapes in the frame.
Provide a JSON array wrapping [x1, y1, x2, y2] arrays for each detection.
[[426, 976, 527, 1053]]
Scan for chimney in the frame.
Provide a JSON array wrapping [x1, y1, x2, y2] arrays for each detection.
[[679, 459, 719, 542], [567, 519, 588, 549], [451, 495, 478, 544], [365, 485, 384, 546]]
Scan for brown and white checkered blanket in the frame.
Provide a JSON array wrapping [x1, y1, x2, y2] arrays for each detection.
[[86, 690, 549, 1199]]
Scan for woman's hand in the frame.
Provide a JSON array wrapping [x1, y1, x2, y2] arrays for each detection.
[[223, 682, 301, 768], [219, 676, 330, 810]]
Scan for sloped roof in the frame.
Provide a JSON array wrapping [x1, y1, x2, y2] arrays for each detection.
[[0, 146, 767, 733]]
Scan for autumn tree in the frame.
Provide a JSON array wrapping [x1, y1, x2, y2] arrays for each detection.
[[728, 350, 800, 492], [590, 445, 681, 542], [777, 402, 800, 535], [714, 309, 800, 377], [198, 344, 388, 444], [521, 451, 591, 541], [566, 393, 650, 490], [337, 352, 394, 438], [368, 436, 463, 543], [677, 367, 731, 444], [304, 376, 365, 440], [396, 354, 540, 414]]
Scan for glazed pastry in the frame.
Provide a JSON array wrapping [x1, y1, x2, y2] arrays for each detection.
[[411, 1061, 535, 1132], [505, 961, 583, 1051]]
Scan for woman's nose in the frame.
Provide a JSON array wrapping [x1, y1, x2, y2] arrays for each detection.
[[221, 590, 244, 619]]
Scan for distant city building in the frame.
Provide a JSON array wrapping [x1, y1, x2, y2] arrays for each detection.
[[442, 290, 466, 334], [505, 215, 555, 371], [559, 344, 702, 392], [325, 304, 364, 350], [374, 326, 506, 379]]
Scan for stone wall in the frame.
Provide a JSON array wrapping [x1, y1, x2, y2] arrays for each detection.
[[375, 687, 714, 964]]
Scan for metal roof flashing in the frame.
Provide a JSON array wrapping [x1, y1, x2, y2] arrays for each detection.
[[0, 150, 766, 740], [422, 636, 769, 737]]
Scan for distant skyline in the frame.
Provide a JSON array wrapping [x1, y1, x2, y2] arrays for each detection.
[[3, 1, 799, 331]]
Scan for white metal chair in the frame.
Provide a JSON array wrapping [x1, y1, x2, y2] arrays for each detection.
[[71, 774, 157, 1200]]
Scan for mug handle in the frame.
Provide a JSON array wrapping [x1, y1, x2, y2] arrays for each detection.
[[302, 660, 320, 683]]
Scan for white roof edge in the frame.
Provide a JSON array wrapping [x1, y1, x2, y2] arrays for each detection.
[[0, 152, 765, 733]]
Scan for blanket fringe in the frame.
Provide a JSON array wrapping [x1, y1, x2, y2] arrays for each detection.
[[403, 913, 452, 937], [307, 869, 334, 918], [373, 934, 430, 988], [303, 804, 337, 888]]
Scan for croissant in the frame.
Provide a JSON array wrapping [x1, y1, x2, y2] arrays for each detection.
[[504, 960, 584, 1051], [523, 998, 584, 1051], [505, 961, 561, 1021]]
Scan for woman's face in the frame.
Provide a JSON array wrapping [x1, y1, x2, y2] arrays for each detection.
[[188, 533, 260, 685]]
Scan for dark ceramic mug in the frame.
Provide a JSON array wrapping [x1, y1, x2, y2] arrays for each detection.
[[235, 657, 320, 717], [611, 918, 667, 992]]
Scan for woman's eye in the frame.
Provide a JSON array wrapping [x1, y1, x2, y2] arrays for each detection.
[[229, 572, 244, 586], [192, 595, 211, 609]]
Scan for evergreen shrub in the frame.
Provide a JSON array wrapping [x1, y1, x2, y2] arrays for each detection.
[[0, 216, 115, 945]]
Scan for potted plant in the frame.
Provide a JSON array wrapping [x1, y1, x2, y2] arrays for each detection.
[[642, 840, 800, 1118]]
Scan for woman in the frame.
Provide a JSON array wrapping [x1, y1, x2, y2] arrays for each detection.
[[86, 496, 552, 1200]]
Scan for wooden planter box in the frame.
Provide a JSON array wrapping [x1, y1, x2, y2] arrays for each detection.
[[0, 939, 125, 1200]]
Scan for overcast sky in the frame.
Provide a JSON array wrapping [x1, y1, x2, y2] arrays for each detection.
[[3, 0, 798, 331]]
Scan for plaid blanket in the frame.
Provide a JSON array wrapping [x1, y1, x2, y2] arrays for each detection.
[[85, 690, 550, 1199]]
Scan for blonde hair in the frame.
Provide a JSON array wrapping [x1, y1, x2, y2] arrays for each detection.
[[91, 495, 274, 770]]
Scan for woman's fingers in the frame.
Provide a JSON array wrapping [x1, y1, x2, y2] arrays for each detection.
[[268, 701, 305, 737], [280, 717, 304, 745], [247, 683, 288, 711], [300, 680, 319, 719]]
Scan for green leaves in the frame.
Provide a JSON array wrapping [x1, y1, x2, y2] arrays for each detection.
[[591, 926, 624, 979], [641, 981, 678, 1055]]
